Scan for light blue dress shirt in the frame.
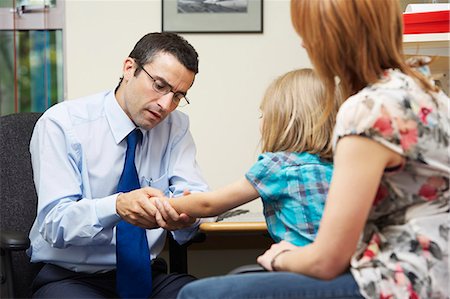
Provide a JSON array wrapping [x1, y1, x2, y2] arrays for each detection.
[[27, 90, 210, 273]]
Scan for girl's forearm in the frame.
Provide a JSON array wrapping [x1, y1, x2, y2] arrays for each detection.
[[166, 178, 259, 218], [167, 193, 221, 218]]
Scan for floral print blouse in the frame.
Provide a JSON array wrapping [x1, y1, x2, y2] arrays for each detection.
[[332, 68, 449, 299]]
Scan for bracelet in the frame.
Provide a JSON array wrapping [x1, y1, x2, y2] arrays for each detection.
[[270, 249, 291, 271]]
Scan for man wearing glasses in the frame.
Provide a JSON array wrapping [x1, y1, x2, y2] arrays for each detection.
[[28, 32, 209, 298]]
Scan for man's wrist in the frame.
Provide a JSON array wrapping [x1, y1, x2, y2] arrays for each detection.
[[115, 192, 124, 216]]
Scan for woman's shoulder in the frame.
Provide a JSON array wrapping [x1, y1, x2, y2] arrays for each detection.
[[333, 68, 449, 158], [342, 68, 445, 111], [341, 69, 416, 111], [337, 69, 433, 131]]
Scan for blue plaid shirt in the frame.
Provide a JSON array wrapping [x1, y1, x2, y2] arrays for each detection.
[[245, 152, 333, 246]]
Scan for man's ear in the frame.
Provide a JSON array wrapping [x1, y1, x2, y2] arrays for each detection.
[[122, 57, 136, 81]]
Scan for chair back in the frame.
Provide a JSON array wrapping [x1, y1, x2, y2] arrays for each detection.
[[0, 112, 43, 298]]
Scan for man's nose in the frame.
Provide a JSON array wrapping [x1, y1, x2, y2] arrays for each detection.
[[157, 93, 174, 110]]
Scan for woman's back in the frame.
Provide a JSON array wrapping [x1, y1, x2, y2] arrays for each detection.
[[333, 68, 449, 298]]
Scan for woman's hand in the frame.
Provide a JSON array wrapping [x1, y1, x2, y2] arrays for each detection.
[[257, 241, 298, 271]]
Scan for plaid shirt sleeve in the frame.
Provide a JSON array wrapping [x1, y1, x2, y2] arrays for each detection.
[[245, 152, 333, 246]]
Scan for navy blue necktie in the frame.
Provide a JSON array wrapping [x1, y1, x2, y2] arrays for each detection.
[[116, 129, 152, 298]]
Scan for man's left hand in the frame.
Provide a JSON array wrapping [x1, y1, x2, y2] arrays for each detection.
[[153, 198, 197, 230]]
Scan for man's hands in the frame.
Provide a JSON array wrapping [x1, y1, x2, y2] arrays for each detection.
[[154, 198, 196, 230], [116, 187, 196, 231], [116, 187, 163, 229]]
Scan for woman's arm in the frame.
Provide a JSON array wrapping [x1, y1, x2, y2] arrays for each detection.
[[163, 177, 260, 218], [257, 136, 404, 279]]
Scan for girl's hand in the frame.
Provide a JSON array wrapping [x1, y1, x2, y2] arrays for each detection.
[[257, 240, 298, 271]]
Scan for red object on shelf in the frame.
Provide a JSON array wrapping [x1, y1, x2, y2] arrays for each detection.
[[403, 10, 450, 34]]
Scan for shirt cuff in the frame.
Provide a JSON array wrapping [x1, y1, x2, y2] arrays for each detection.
[[95, 193, 121, 228], [171, 216, 216, 244]]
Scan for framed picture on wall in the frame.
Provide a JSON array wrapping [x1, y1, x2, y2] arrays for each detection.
[[162, 0, 263, 33]]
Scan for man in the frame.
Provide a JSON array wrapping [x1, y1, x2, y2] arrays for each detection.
[[28, 32, 209, 298]]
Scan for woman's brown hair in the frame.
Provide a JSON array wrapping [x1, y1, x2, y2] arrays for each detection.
[[290, 0, 437, 120]]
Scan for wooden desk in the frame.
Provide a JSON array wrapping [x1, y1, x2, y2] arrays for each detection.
[[199, 221, 267, 233], [165, 221, 269, 273], [190, 221, 271, 250]]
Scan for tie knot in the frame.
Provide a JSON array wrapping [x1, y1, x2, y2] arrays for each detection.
[[127, 129, 142, 150]]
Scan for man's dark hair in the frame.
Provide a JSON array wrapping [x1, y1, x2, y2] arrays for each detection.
[[115, 32, 199, 92], [130, 32, 199, 74]]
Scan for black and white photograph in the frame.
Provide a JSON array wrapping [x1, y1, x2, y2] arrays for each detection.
[[177, 0, 248, 13], [162, 0, 263, 33]]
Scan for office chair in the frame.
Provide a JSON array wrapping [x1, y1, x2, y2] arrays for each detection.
[[0, 112, 43, 298], [228, 264, 266, 275], [0, 112, 202, 298]]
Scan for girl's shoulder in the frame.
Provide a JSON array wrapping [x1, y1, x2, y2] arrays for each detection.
[[247, 152, 332, 191], [257, 152, 331, 167]]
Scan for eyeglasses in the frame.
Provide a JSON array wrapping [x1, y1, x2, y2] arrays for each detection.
[[136, 62, 190, 107]]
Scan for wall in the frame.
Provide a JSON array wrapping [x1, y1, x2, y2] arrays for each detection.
[[64, 0, 311, 277]]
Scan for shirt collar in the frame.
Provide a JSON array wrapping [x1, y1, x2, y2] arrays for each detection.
[[104, 91, 136, 144]]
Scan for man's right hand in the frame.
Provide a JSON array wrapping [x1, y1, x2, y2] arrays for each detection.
[[116, 187, 164, 229]]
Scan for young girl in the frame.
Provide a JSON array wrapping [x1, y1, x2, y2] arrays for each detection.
[[155, 68, 341, 247], [177, 1, 449, 299]]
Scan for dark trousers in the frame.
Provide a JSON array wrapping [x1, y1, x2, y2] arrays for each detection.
[[32, 259, 196, 299]]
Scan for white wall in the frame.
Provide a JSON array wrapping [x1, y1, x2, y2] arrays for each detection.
[[64, 0, 311, 276]]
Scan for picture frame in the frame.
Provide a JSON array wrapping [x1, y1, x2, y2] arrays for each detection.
[[162, 0, 263, 34]]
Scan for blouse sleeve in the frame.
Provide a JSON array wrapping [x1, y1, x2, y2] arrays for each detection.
[[332, 91, 419, 157]]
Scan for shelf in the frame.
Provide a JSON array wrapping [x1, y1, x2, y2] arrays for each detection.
[[404, 32, 450, 43], [403, 33, 450, 57], [402, 32, 449, 95]]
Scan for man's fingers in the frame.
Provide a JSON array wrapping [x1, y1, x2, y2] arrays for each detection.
[[143, 187, 164, 198], [177, 213, 191, 223], [163, 200, 180, 221], [124, 194, 195, 231], [141, 198, 158, 218], [155, 210, 167, 228], [124, 212, 157, 228], [155, 198, 170, 220], [179, 213, 197, 226]]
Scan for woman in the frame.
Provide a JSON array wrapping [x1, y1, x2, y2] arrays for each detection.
[[177, 0, 449, 298]]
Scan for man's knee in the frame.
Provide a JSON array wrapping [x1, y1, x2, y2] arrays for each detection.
[[33, 279, 106, 299]]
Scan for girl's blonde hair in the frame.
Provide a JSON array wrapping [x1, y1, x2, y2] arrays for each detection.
[[290, 0, 437, 118], [260, 68, 341, 160]]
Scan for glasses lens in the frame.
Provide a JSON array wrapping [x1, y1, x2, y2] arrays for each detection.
[[176, 96, 189, 107], [153, 80, 171, 94]]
